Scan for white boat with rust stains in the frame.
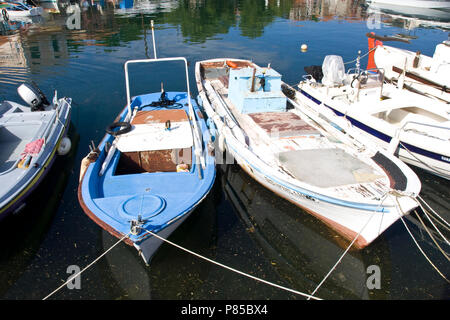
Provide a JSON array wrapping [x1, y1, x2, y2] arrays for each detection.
[[195, 58, 421, 249]]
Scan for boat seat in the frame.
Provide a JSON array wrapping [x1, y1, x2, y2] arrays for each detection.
[[114, 110, 194, 175], [115, 110, 193, 153]]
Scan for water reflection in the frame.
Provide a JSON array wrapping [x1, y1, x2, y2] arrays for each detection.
[[366, 1, 450, 27], [219, 164, 449, 299], [219, 164, 386, 299], [0, 0, 447, 63]]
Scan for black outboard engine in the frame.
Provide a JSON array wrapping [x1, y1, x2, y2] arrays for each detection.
[[17, 82, 51, 111]]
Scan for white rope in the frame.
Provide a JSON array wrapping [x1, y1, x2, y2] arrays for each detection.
[[140, 229, 321, 300], [417, 195, 450, 229], [392, 196, 450, 284], [307, 191, 394, 299], [307, 203, 380, 299], [414, 200, 450, 247], [343, 46, 378, 65], [399, 215, 450, 284], [413, 210, 450, 261], [42, 233, 130, 300]]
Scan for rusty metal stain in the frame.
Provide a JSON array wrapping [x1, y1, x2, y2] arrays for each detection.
[[249, 112, 321, 137], [115, 148, 193, 175], [131, 110, 188, 125]]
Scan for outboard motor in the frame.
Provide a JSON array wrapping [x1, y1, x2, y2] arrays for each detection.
[[17, 82, 51, 111]]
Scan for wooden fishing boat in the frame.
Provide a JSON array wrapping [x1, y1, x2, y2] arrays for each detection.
[[0, 83, 72, 219], [78, 57, 216, 264], [369, 34, 450, 103], [298, 51, 450, 179], [195, 58, 421, 249]]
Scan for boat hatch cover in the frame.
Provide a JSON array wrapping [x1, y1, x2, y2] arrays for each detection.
[[118, 194, 166, 220]]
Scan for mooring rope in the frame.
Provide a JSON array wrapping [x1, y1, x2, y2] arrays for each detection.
[[417, 195, 450, 230], [140, 229, 321, 300], [398, 141, 449, 179], [413, 199, 450, 246], [306, 193, 389, 299], [392, 195, 450, 284], [343, 46, 378, 65], [413, 210, 450, 261], [42, 233, 131, 300]]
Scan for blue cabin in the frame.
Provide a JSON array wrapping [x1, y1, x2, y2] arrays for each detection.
[[228, 67, 286, 114]]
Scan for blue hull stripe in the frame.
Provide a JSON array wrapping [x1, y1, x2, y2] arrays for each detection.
[[298, 89, 449, 165]]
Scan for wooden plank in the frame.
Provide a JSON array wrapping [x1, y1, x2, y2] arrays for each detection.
[[131, 109, 188, 125]]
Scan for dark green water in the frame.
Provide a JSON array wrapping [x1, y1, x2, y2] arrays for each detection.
[[0, 0, 449, 300]]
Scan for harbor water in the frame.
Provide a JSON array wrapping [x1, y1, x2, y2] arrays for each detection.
[[0, 0, 449, 300]]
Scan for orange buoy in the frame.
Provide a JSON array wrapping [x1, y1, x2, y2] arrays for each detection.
[[367, 32, 383, 70], [226, 60, 239, 69]]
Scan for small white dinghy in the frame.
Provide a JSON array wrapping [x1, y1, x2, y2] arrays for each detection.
[[298, 52, 450, 180], [0, 83, 72, 219], [196, 58, 421, 249]]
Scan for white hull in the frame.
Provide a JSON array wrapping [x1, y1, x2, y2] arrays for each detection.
[[367, 0, 450, 9], [373, 43, 450, 103], [133, 208, 194, 263], [231, 146, 415, 248]]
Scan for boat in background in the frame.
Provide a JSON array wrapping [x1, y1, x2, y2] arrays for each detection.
[[196, 58, 420, 249], [0, 83, 72, 219], [297, 50, 450, 179], [78, 57, 216, 264], [0, 1, 43, 17], [366, 0, 450, 10], [38, 0, 59, 13], [368, 33, 450, 103]]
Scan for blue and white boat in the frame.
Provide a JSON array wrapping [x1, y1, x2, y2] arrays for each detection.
[[297, 52, 450, 180], [0, 83, 72, 219], [196, 58, 420, 249], [78, 57, 216, 264]]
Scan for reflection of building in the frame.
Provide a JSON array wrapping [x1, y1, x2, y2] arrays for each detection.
[[23, 32, 69, 66], [289, 0, 365, 21], [0, 26, 69, 73], [0, 34, 28, 68], [114, 0, 179, 16]]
